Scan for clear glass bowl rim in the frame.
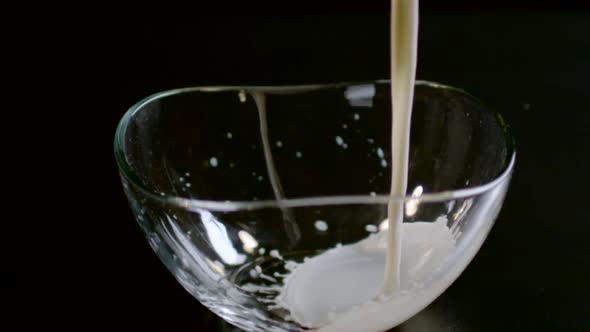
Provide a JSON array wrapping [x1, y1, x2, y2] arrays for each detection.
[[114, 80, 516, 212]]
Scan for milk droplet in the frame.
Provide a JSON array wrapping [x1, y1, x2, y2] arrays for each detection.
[[377, 147, 385, 158], [276, 140, 283, 147], [295, 151, 302, 158], [353, 113, 360, 120], [238, 90, 247, 102], [335, 136, 344, 146], [226, 132, 233, 139], [270, 249, 283, 260], [314, 220, 329, 232], [365, 224, 378, 233], [210, 157, 218, 167]]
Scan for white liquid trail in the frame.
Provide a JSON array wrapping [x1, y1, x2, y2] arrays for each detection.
[[383, 0, 419, 295], [252, 92, 301, 244]]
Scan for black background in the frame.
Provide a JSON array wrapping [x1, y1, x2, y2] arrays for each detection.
[[11, 1, 589, 331]]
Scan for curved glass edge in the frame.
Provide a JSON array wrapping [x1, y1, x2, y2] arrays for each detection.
[[114, 81, 516, 212]]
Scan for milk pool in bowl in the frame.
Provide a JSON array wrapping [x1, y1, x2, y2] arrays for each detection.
[[114, 81, 515, 331]]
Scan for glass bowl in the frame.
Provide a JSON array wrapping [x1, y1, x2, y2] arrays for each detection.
[[114, 81, 515, 332]]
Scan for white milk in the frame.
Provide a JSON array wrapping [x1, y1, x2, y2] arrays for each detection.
[[274, 218, 455, 330]]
